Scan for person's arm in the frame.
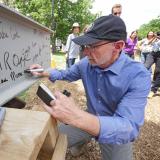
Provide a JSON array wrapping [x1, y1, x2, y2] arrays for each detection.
[[49, 61, 82, 82], [29, 64, 50, 77], [97, 71, 151, 144], [43, 92, 100, 136], [124, 38, 129, 48], [156, 39, 160, 47], [139, 39, 145, 45], [148, 37, 156, 44], [30, 62, 82, 82], [65, 34, 71, 53]]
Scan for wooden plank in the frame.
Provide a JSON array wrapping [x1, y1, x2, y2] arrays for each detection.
[[37, 132, 54, 160], [0, 108, 57, 160], [51, 134, 68, 160], [36, 118, 58, 160], [48, 118, 58, 147]]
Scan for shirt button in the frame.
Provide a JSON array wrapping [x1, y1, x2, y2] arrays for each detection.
[[98, 100, 101, 103], [99, 74, 102, 77], [98, 88, 101, 92]]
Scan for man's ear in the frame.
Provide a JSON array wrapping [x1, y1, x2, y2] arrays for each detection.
[[114, 41, 125, 50]]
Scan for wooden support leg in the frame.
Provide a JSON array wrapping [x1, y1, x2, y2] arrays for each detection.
[[37, 119, 58, 160], [51, 134, 68, 160]]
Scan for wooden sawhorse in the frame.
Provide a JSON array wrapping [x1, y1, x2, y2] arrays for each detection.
[[0, 108, 67, 160]]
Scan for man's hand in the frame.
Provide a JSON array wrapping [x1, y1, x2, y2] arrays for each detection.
[[43, 91, 81, 124], [29, 64, 49, 77], [42, 91, 100, 136]]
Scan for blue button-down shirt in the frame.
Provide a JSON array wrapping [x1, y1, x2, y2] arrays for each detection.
[[49, 52, 151, 144]]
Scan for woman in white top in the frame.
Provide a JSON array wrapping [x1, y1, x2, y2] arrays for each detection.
[[140, 31, 156, 64]]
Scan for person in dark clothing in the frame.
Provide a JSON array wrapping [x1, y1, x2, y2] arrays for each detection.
[[144, 32, 160, 98]]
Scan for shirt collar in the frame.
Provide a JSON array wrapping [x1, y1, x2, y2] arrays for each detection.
[[91, 51, 127, 75]]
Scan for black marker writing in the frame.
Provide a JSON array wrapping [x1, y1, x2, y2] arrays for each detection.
[[11, 31, 20, 40], [9, 25, 20, 40], [0, 78, 8, 84], [0, 31, 9, 40], [4, 51, 12, 70], [13, 52, 31, 67], [38, 47, 42, 56], [32, 53, 39, 63], [32, 42, 37, 47], [10, 71, 23, 81], [0, 62, 2, 71]]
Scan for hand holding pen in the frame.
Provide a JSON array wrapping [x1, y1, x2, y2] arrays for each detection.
[[25, 64, 49, 77]]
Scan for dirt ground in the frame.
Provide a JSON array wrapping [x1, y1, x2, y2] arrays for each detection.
[[24, 77, 160, 160]]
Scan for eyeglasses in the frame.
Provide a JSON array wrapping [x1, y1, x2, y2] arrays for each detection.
[[82, 41, 113, 51], [113, 12, 121, 16]]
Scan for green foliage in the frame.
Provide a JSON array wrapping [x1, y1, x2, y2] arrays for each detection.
[[138, 17, 160, 39], [13, 0, 52, 27], [11, 0, 98, 43], [1, 0, 15, 6], [53, 0, 98, 42]]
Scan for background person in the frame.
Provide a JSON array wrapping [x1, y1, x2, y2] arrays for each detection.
[[123, 30, 138, 59], [111, 4, 122, 16], [144, 32, 160, 98], [65, 22, 80, 68], [30, 15, 151, 160], [139, 31, 156, 65], [79, 24, 90, 60]]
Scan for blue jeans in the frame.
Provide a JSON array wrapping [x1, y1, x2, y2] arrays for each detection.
[[141, 52, 152, 72], [66, 58, 76, 68], [59, 123, 133, 160]]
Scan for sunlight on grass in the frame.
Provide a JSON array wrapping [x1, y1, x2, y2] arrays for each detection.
[[51, 51, 66, 69]]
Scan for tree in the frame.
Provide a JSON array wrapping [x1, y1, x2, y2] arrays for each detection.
[[13, 0, 52, 27], [1, 0, 15, 7], [138, 17, 160, 39], [11, 0, 98, 43]]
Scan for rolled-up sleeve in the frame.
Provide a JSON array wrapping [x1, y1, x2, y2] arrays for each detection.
[[97, 72, 151, 144]]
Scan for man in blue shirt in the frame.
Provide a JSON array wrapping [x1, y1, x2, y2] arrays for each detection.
[[31, 15, 151, 160]]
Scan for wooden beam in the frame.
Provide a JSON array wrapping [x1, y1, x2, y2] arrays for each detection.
[[0, 108, 58, 160]]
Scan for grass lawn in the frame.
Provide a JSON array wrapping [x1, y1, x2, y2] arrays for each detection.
[[51, 51, 66, 69]]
